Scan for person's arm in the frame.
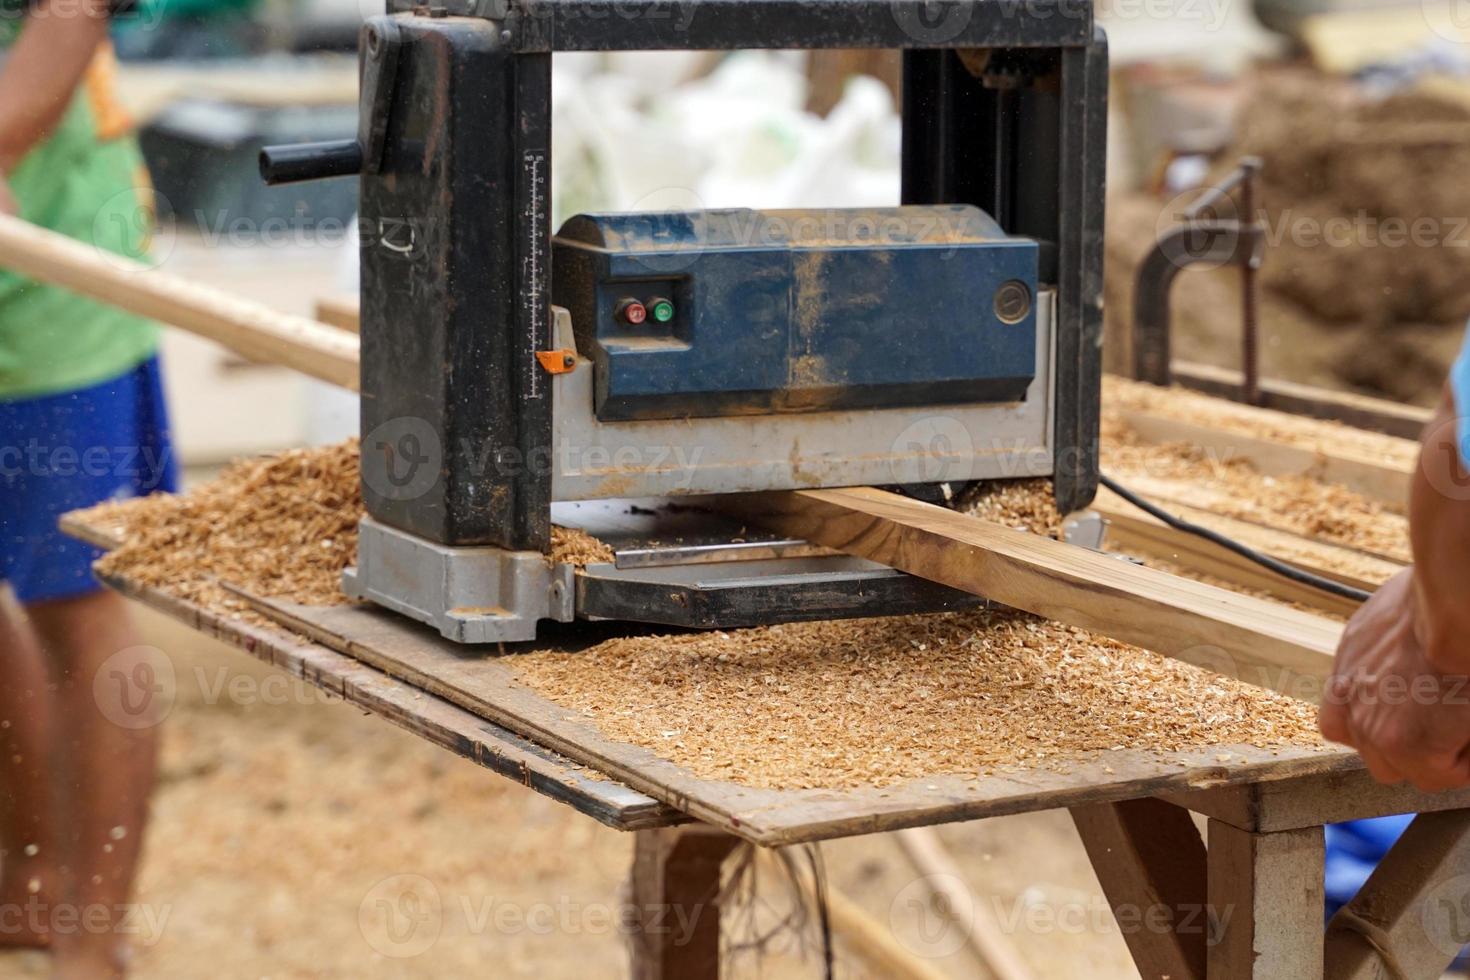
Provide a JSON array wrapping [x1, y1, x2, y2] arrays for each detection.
[[1409, 384, 1470, 672], [1319, 362, 1470, 790], [0, 0, 111, 173]]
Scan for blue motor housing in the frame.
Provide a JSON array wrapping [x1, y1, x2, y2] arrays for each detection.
[[551, 205, 1038, 422]]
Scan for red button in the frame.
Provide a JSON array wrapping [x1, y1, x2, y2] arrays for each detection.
[[620, 300, 647, 325]]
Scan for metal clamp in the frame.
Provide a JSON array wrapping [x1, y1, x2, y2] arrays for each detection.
[[1132, 157, 1266, 403]]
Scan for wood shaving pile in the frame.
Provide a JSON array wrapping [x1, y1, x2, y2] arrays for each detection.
[[86, 441, 362, 610], [79, 440, 613, 611], [512, 608, 1323, 790], [1103, 376, 1421, 470], [1099, 414, 1411, 561], [550, 526, 616, 565], [958, 478, 1062, 535]]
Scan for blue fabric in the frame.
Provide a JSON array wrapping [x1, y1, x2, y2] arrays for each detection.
[[1451, 320, 1470, 468], [0, 356, 177, 603], [1325, 816, 1415, 916], [1325, 816, 1469, 968]]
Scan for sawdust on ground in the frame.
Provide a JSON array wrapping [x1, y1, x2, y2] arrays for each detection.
[[1099, 413, 1411, 561], [77, 440, 615, 614], [949, 408, 1407, 566], [1103, 375, 1421, 470], [510, 607, 1324, 791]]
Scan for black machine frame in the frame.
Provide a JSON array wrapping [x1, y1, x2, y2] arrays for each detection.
[[273, 0, 1107, 555]]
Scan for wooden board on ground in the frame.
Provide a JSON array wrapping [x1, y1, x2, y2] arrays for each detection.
[[1092, 486, 1403, 595], [1167, 361, 1432, 440], [1098, 469, 1412, 568], [80, 563, 679, 832], [1092, 489, 1373, 618], [232, 589, 1360, 847], [1121, 411, 1412, 508], [723, 487, 1344, 699]]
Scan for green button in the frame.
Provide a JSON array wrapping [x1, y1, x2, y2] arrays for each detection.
[[650, 299, 675, 323]]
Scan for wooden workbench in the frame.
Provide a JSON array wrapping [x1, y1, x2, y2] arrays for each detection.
[[61, 379, 1470, 980]]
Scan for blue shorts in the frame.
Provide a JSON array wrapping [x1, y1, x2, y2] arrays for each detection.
[[0, 357, 178, 604]]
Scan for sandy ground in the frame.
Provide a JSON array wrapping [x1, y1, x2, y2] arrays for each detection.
[[0, 604, 1141, 979]]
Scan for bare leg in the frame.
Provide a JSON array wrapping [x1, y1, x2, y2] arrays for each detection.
[[0, 590, 60, 950], [28, 590, 161, 980]]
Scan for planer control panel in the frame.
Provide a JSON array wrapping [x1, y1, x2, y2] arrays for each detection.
[[551, 204, 1039, 422]]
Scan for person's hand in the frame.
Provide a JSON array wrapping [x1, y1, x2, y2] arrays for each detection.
[[0, 175, 16, 216], [1320, 567, 1470, 791]]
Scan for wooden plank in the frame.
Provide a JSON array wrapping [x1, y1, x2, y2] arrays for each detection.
[[1098, 502, 1362, 618], [314, 294, 360, 334], [1324, 808, 1470, 980], [723, 487, 1343, 699], [1100, 471, 1412, 567], [232, 591, 1361, 847], [630, 826, 741, 980], [1164, 769, 1470, 834], [93, 571, 678, 831], [1105, 375, 1422, 474], [1070, 798, 1206, 980], [1206, 821, 1325, 980], [0, 213, 360, 390], [1093, 486, 1400, 597], [1166, 361, 1432, 440], [1123, 410, 1412, 508]]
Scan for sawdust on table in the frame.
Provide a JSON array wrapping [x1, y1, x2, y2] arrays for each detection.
[[510, 607, 1324, 791], [79, 440, 614, 613]]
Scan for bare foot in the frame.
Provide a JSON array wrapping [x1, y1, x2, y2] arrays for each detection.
[[0, 859, 55, 949]]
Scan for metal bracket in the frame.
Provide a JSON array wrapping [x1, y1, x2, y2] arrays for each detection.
[[341, 517, 574, 643], [1132, 157, 1266, 400]]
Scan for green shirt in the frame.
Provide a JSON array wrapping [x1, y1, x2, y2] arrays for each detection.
[[0, 40, 160, 399]]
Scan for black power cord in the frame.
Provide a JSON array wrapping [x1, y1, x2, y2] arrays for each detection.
[[1099, 473, 1373, 603]]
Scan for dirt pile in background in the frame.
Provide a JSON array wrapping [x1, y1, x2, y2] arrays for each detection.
[[1106, 69, 1470, 405]]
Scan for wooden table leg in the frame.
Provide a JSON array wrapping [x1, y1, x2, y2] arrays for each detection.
[[1324, 807, 1470, 980], [1071, 798, 1207, 980], [1206, 819, 1324, 980], [629, 825, 742, 980]]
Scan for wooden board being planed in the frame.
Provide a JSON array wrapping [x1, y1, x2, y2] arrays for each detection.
[[723, 487, 1343, 699], [0, 213, 359, 389]]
